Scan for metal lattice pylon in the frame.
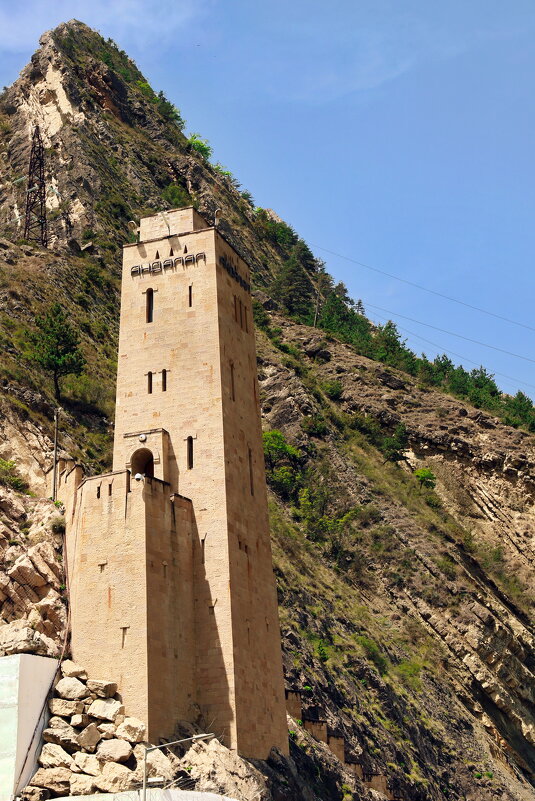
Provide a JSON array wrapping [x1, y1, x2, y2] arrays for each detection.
[[23, 125, 48, 247]]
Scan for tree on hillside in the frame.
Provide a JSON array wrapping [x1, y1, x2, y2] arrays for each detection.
[[414, 467, 437, 490], [28, 303, 86, 400], [271, 252, 315, 320], [381, 423, 409, 464]]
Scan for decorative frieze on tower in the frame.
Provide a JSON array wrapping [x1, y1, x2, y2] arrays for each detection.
[[57, 208, 288, 758]]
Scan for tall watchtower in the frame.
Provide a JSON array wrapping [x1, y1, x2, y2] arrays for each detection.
[[59, 208, 288, 758]]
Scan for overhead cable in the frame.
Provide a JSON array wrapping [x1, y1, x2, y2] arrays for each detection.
[[363, 301, 535, 365], [370, 310, 535, 392], [311, 244, 535, 334]]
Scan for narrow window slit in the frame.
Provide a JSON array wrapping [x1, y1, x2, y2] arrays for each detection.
[[230, 362, 235, 401], [248, 447, 254, 496], [162, 369, 167, 392], [188, 285, 193, 307], [147, 371, 153, 394], [187, 436, 194, 469], [146, 288, 154, 323]]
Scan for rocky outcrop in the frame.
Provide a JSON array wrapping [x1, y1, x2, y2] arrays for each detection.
[[0, 486, 66, 656]]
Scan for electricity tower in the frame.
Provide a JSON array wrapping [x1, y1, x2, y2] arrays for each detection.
[[23, 125, 48, 247]]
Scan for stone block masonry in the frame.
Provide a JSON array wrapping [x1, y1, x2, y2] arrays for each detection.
[[56, 207, 288, 759]]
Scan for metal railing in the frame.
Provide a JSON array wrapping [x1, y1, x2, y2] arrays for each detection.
[[142, 732, 215, 801]]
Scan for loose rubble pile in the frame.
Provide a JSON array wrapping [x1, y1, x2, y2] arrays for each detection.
[[21, 659, 174, 798]]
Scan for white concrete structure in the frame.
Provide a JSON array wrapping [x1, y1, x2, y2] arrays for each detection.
[[0, 654, 57, 801]]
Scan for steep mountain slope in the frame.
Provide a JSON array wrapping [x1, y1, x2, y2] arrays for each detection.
[[0, 20, 534, 801]]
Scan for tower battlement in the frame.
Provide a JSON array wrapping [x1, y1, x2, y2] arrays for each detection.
[[57, 208, 288, 758]]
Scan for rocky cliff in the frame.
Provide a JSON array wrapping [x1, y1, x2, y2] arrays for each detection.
[[0, 20, 534, 801]]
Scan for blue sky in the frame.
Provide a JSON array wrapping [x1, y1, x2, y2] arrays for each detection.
[[1, 1, 534, 397]]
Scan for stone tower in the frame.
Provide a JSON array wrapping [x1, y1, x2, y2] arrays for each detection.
[[57, 208, 288, 758]]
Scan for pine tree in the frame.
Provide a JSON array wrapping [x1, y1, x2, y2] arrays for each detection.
[[271, 253, 314, 320], [28, 303, 86, 400]]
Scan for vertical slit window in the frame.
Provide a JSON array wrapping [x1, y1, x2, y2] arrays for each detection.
[[146, 288, 154, 323], [230, 362, 235, 401], [248, 447, 254, 496], [188, 285, 193, 307], [147, 371, 153, 394], [187, 436, 194, 469], [162, 369, 167, 392]]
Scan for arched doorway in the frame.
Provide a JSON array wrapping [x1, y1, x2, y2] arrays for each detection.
[[130, 447, 154, 478]]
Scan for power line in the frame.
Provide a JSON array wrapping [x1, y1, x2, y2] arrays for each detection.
[[363, 301, 535, 365], [311, 244, 535, 334], [370, 310, 535, 393]]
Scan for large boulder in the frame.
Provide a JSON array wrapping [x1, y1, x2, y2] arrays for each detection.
[[48, 698, 84, 717], [60, 659, 87, 679], [133, 743, 173, 781], [87, 696, 124, 721], [70, 773, 98, 794], [96, 738, 132, 763], [0, 486, 26, 520], [77, 722, 102, 751], [42, 719, 79, 752], [116, 716, 146, 743], [86, 678, 117, 697], [55, 676, 89, 700], [71, 712, 89, 728], [73, 751, 101, 776], [97, 722, 116, 739], [7, 554, 47, 587], [38, 743, 76, 770], [30, 767, 70, 795], [19, 787, 50, 801], [95, 762, 136, 792]]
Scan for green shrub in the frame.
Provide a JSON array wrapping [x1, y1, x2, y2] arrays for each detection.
[[271, 466, 298, 499], [0, 459, 28, 491], [187, 133, 213, 160], [252, 300, 271, 332], [436, 556, 457, 580], [51, 516, 66, 535], [136, 80, 155, 99], [425, 493, 442, 509], [380, 423, 408, 463], [322, 380, 343, 400], [414, 467, 437, 490], [262, 431, 301, 469], [301, 415, 328, 437], [396, 659, 423, 690], [162, 183, 190, 208], [356, 635, 388, 674], [317, 640, 329, 663]]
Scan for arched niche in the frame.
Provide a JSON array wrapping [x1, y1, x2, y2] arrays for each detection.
[[130, 447, 154, 478]]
